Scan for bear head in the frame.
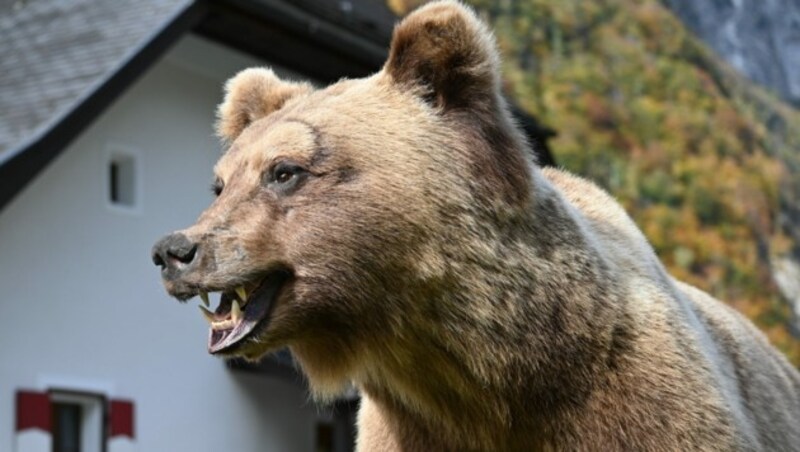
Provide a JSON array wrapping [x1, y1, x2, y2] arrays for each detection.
[[152, 0, 534, 397]]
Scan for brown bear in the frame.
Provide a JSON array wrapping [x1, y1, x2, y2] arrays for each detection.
[[151, 1, 800, 450]]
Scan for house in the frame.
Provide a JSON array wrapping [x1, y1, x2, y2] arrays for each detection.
[[0, 1, 555, 451]]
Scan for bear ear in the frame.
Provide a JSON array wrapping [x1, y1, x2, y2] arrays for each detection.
[[384, 0, 500, 109], [216, 68, 313, 143]]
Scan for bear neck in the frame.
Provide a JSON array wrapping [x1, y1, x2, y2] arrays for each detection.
[[357, 169, 630, 449]]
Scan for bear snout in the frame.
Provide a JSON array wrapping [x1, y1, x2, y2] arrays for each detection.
[[152, 232, 200, 282]]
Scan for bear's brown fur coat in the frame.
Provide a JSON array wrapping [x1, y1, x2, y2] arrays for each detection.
[[155, 1, 800, 450]]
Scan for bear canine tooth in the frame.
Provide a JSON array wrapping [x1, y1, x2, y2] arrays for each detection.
[[199, 291, 210, 307], [231, 300, 242, 322], [198, 305, 215, 324], [235, 286, 247, 302]]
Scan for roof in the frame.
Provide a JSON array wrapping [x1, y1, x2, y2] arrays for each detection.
[[0, 0, 203, 211], [0, 0, 191, 159], [0, 0, 555, 211]]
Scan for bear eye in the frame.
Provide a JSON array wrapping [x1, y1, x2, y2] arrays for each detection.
[[275, 167, 295, 184], [268, 161, 307, 193], [211, 178, 224, 197]]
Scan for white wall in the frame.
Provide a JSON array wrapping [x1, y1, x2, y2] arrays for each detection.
[[0, 35, 319, 452]]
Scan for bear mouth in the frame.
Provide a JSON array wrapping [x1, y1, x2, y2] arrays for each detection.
[[195, 270, 291, 354]]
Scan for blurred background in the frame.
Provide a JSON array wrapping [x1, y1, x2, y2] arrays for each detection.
[[1, 0, 798, 451]]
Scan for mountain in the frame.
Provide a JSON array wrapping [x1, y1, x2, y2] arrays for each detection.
[[389, 0, 800, 365], [662, 0, 800, 108]]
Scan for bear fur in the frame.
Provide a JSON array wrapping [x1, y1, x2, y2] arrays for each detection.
[[156, 1, 800, 450]]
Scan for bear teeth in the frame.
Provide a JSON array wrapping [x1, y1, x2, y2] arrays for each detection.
[[235, 286, 248, 302], [231, 300, 243, 323], [210, 319, 236, 330], [195, 286, 252, 329], [197, 286, 250, 308], [199, 305, 216, 323], [199, 305, 239, 330]]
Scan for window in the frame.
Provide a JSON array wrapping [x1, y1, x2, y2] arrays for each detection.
[[52, 402, 81, 452], [106, 145, 141, 212], [316, 422, 334, 452], [108, 153, 136, 207], [15, 388, 135, 452], [49, 391, 105, 452], [315, 398, 358, 452]]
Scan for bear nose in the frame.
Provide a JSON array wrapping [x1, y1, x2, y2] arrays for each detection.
[[151, 233, 198, 276]]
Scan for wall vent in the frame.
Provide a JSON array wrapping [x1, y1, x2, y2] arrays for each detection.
[[106, 145, 141, 212]]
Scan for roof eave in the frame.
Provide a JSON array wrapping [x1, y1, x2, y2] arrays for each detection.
[[196, 0, 391, 83]]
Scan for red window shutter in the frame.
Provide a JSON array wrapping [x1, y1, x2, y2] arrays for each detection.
[[109, 399, 135, 439], [16, 390, 51, 433]]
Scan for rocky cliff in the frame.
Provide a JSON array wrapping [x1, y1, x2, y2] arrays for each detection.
[[662, 0, 800, 108]]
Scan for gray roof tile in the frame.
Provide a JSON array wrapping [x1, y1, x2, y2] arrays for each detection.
[[0, 0, 191, 158]]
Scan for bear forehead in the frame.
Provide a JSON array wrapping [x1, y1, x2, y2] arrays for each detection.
[[216, 79, 445, 178], [215, 120, 319, 178]]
